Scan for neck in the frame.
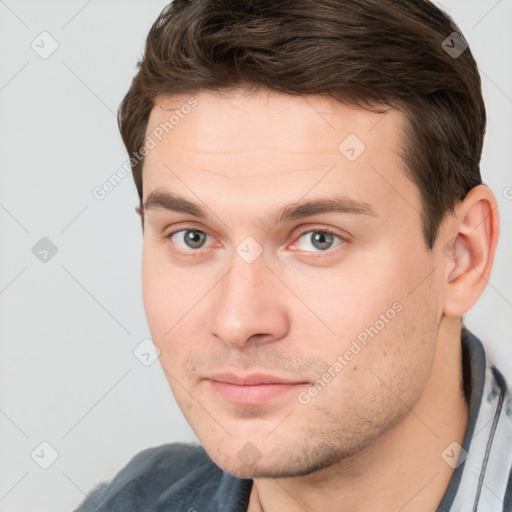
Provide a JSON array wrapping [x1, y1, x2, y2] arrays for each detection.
[[248, 318, 469, 512]]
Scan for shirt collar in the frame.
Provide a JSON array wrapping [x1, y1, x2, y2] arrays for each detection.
[[437, 328, 512, 511]]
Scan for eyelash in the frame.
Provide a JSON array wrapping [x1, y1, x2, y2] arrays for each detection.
[[165, 225, 348, 258]]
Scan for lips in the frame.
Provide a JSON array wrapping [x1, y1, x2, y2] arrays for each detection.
[[206, 372, 307, 385], [205, 372, 309, 405]]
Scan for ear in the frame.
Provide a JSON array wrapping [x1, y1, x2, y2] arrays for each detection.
[[442, 184, 500, 317]]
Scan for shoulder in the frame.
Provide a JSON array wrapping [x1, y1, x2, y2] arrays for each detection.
[[74, 442, 220, 511]]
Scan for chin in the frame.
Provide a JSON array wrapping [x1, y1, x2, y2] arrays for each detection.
[[204, 438, 349, 480]]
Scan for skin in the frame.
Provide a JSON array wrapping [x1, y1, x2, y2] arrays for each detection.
[[139, 89, 499, 511]]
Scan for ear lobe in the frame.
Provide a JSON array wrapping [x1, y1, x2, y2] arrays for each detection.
[[443, 185, 500, 317]]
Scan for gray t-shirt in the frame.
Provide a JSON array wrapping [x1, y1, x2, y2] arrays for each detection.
[[74, 329, 512, 511]]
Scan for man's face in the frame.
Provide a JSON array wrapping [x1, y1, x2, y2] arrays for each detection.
[[140, 89, 444, 478]]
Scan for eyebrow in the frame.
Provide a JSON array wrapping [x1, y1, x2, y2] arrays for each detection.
[[142, 189, 378, 225]]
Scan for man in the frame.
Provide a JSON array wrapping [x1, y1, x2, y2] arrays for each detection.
[[75, 0, 510, 510]]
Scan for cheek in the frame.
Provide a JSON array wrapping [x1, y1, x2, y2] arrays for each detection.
[[141, 246, 213, 372], [283, 244, 438, 373], [282, 259, 405, 347], [141, 248, 164, 331], [141, 246, 185, 341], [295, 285, 438, 432]]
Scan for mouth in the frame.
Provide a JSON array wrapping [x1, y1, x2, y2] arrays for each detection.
[[205, 372, 309, 405]]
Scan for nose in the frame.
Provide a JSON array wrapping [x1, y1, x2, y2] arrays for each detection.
[[210, 251, 290, 349]]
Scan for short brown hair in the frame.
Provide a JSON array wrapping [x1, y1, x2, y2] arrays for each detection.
[[118, 0, 485, 248]]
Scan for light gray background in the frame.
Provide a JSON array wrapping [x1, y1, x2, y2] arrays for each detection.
[[0, 1, 510, 511]]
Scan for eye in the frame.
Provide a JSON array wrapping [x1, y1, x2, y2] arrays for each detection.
[[167, 229, 210, 251], [165, 226, 347, 257], [293, 229, 344, 252]]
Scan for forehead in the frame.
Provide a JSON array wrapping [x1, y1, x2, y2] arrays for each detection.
[[141, 89, 417, 223], [145, 89, 405, 163]]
